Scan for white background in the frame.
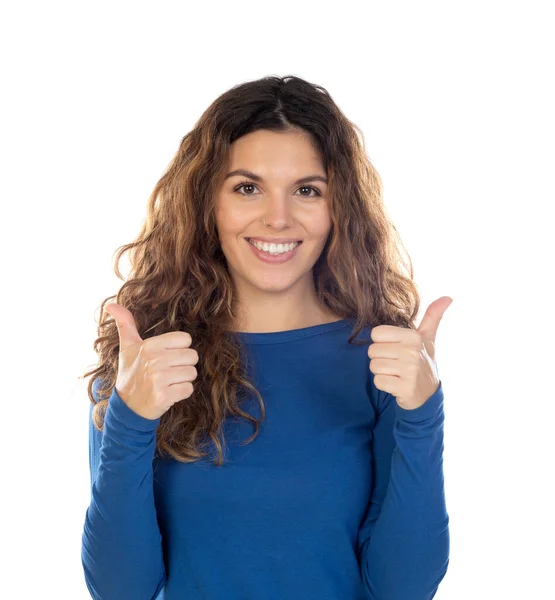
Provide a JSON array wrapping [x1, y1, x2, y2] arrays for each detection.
[[1, 1, 553, 598]]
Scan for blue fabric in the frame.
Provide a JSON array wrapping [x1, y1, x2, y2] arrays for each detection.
[[82, 318, 449, 600]]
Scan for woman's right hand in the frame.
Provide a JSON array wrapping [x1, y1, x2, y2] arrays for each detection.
[[103, 303, 199, 420]]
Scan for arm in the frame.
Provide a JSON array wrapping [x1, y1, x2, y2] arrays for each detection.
[[81, 378, 166, 600], [357, 372, 450, 600]]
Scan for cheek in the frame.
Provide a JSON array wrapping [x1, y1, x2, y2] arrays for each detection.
[[216, 202, 250, 233], [308, 211, 332, 240], [215, 208, 235, 237]]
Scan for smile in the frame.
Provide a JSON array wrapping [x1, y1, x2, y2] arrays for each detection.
[[245, 238, 302, 264]]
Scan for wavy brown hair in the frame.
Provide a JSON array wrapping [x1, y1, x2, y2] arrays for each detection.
[[80, 74, 421, 466]]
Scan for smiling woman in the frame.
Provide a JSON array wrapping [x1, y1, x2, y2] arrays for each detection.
[[80, 75, 448, 600], [214, 128, 338, 329]]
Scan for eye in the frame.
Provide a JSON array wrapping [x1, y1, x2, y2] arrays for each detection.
[[233, 180, 322, 198]]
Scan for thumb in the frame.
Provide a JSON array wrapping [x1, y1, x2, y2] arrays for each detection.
[[104, 302, 143, 349], [417, 296, 453, 342]]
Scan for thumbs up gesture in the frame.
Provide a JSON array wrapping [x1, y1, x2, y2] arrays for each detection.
[[104, 303, 199, 420], [368, 296, 453, 410]]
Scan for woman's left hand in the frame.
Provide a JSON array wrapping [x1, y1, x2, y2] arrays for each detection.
[[368, 296, 453, 410]]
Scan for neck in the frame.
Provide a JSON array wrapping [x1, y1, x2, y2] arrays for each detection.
[[225, 277, 341, 334]]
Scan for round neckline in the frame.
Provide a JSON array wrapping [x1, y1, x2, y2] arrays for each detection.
[[226, 318, 353, 344]]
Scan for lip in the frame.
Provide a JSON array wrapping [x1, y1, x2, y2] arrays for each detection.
[[245, 238, 301, 264], [246, 236, 302, 244]]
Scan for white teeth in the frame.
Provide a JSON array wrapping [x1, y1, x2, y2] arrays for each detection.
[[249, 239, 299, 254]]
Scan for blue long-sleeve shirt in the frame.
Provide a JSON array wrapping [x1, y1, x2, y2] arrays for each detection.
[[81, 318, 449, 599]]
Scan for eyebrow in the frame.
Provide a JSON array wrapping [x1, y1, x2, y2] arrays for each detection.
[[224, 169, 328, 186]]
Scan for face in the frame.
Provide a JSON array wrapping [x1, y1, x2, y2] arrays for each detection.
[[214, 129, 332, 297]]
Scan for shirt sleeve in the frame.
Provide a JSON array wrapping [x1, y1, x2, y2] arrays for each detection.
[[357, 370, 450, 600], [81, 378, 167, 600]]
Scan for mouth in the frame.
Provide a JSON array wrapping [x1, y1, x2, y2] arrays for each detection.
[[244, 237, 302, 263], [245, 238, 303, 247]]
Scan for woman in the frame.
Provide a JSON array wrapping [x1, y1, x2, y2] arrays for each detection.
[[81, 75, 450, 600]]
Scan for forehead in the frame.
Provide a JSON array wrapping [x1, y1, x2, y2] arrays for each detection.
[[228, 130, 323, 170]]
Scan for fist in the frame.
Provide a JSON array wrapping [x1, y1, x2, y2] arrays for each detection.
[[104, 303, 199, 420]]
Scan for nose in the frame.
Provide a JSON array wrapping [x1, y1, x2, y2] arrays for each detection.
[[261, 193, 294, 229]]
